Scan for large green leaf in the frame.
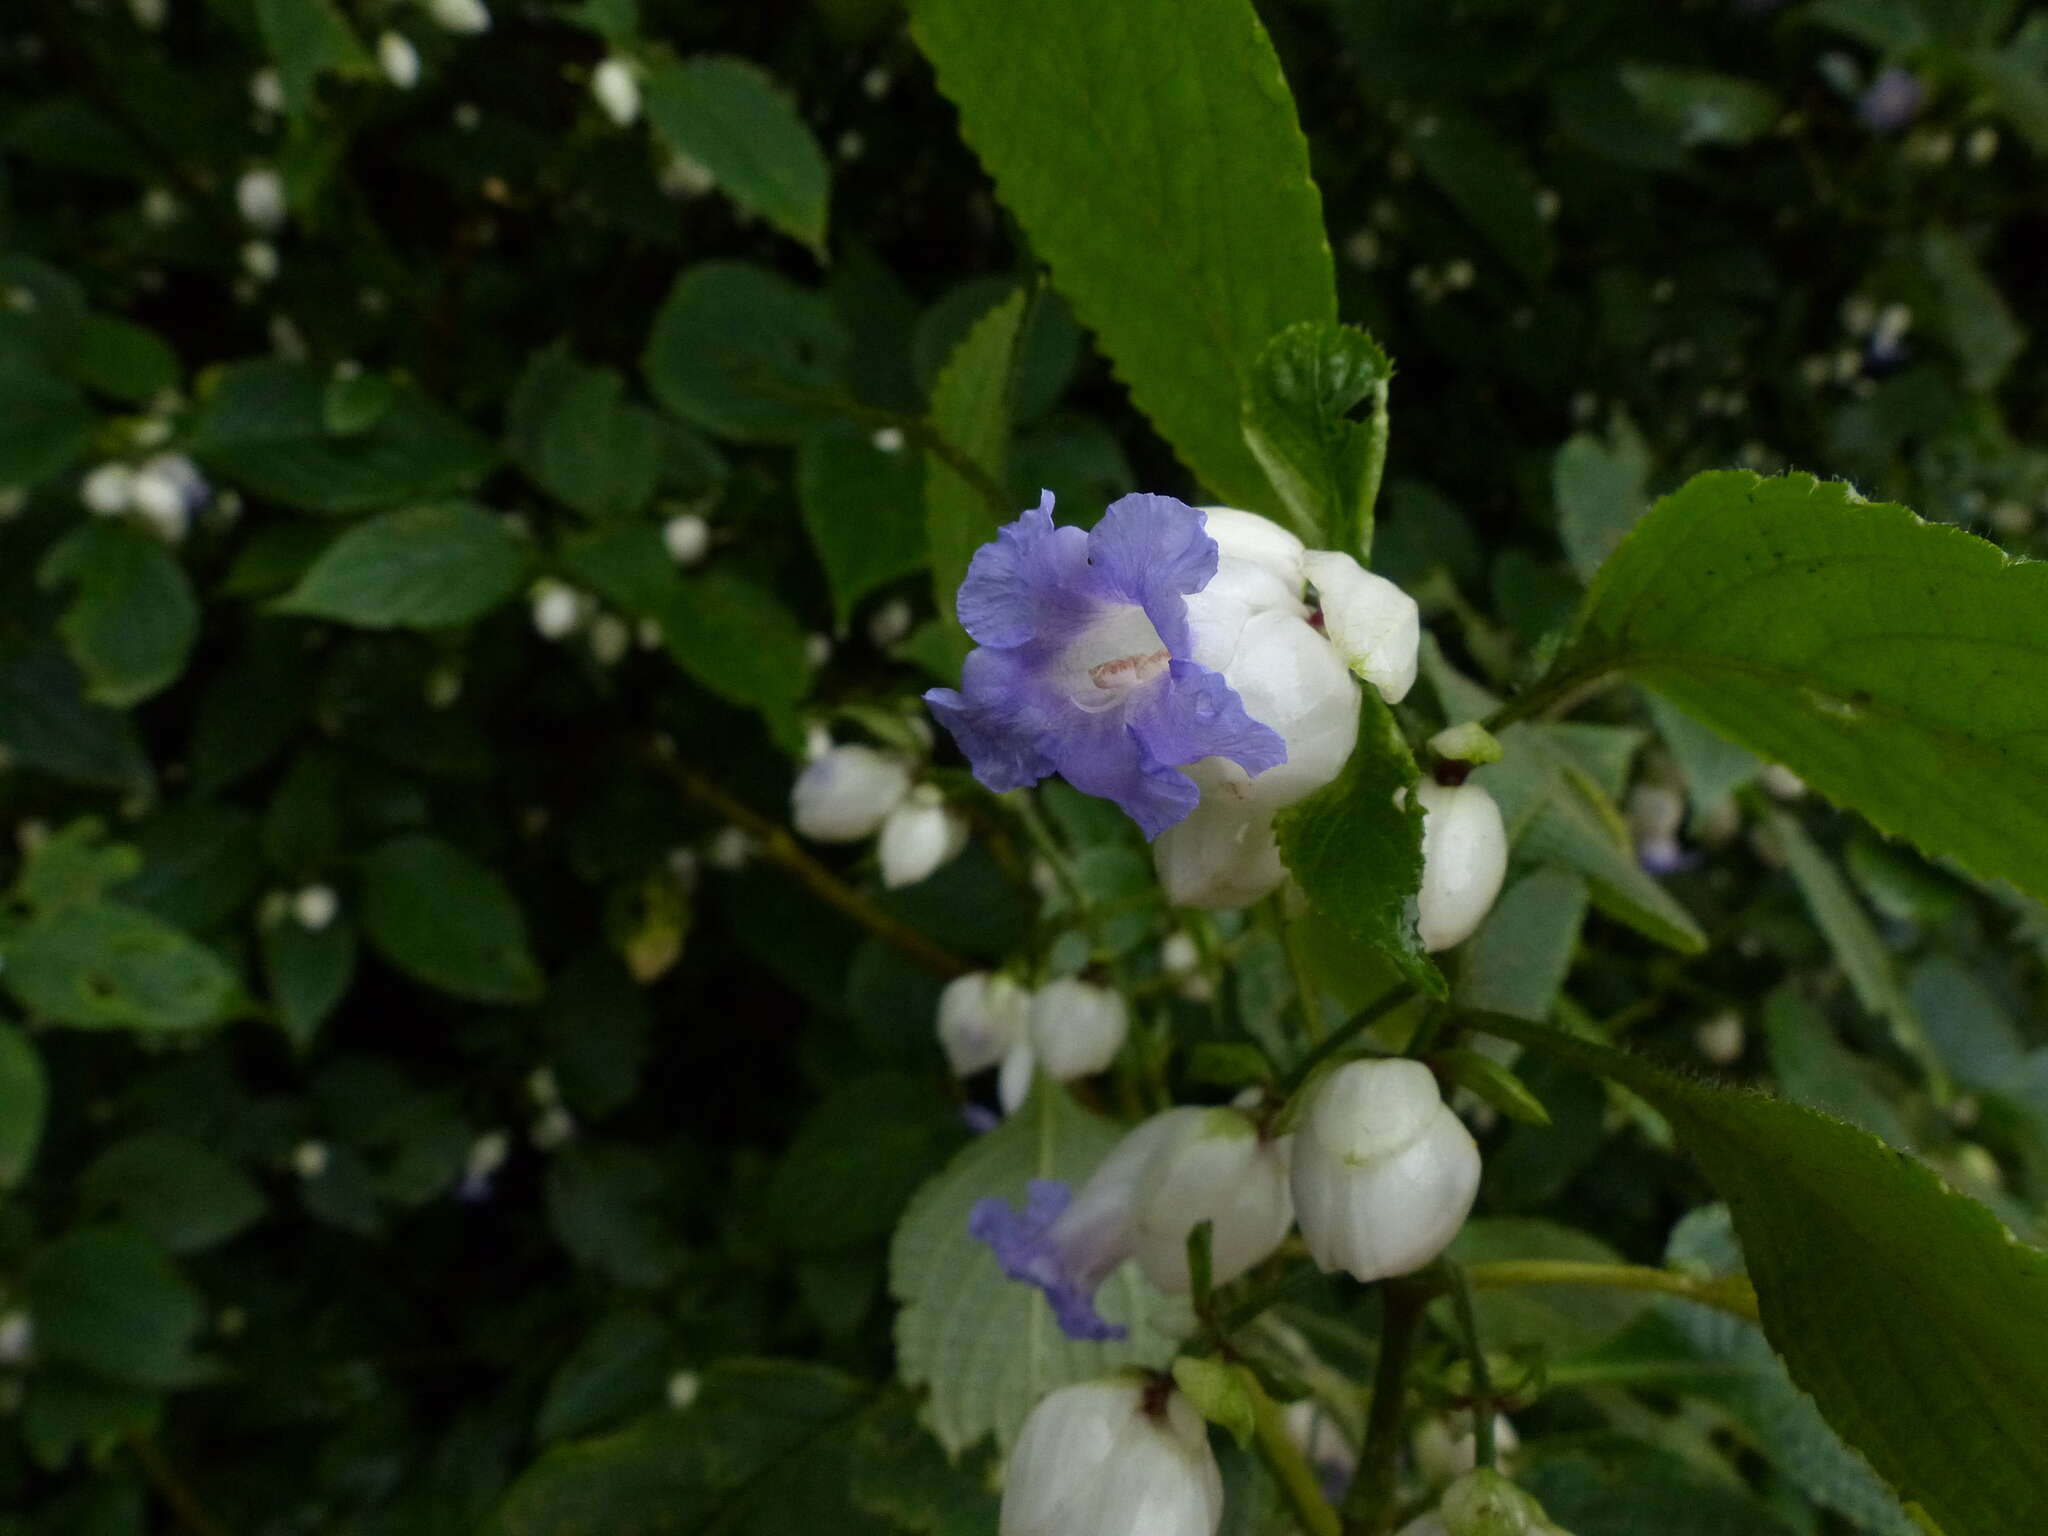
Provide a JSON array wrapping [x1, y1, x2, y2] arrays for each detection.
[[1479, 1014, 2048, 1536], [643, 58, 831, 257], [507, 349, 662, 520], [642, 262, 849, 443], [796, 426, 926, 627], [1239, 321, 1391, 557], [925, 287, 1025, 656], [499, 1361, 890, 1536], [40, 523, 200, 708], [273, 502, 529, 629], [77, 1134, 266, 1254], [27, 1227, 207, 1389], [889, 1085, 1192, 1455], [1454, 867, 1588, 1022], [1275, 691, 1443, 998], [1567, 472, 2048, 904], [911, 0, 1334, 506], [2, 902, 242, 1032], [0, 362, 95, 485], [358, 835, 542, 1004]]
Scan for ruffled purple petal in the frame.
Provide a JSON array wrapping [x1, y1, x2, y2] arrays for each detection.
[[955, 491, 1098, 650], [968, 1179, 1127, 1342], [1046, 705, 1202, 841], [1135, 659, 1287, 779], [1085, 494, 1217, 655]]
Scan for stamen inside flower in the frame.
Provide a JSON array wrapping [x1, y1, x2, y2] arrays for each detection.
[[1064, 606, 1170, 712]]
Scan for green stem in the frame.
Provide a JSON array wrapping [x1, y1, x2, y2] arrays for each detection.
[[1279, 988, 1412, 1098], [1477, 665, 1620, 733], [1247, 1370, 1344, 1536], [1271, 894, 1327, 1043], [1461, 1260, 1759, 1324], [1443, 1261, 1495, 1470], [1342, 1280, 1428, 1535]]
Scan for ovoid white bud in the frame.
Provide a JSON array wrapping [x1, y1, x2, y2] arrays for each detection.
[[292, 884, 339, 932], [530, 581, 586, 640], [935, 971, 1033, 1077], [236, 166, 287, 231], [663, 512, 710, 567], [80, 463, 136, 517], [1028, 977, 1128, 1081], [1303, 549, 1420, 705], [250, 67, 285, 115], [1125, 1106, 1293, 1291], [378, 32, 422, 89], [426, 0, 492, 34], [1414, 781, 1507, 952], [877, 786, 967, 889], [789, 744, 911, 842], [1291, 1058, 1481, 1283], [591, 57, 641, 126], [1000, 1378, 1224, 1536]]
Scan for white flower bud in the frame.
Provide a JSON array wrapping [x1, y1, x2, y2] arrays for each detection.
[[804, 632, 833, 668], [705, 826, 752, 870], [1414, 781, 1507, 952], [0, 1311, 30, 1365], [236, 166, 287, 230], [1694, 1010, 1745, 1065], [130, 0, 168, 29], [592, 57, 641, 126], [998, 1037, 1037, 1115], [292, 1139, 330, 1180], [1125, 1106, 1292, 1291], [1415, 1414, 1520, 1487], [141, 186, 182, 227], [250, 67, 285, 114], [936, 971, 1033, 1077], [1303, 550, 1420, 704], [666, 1369, 702, 1409], [378, 32, 422, 89], [1001, 1378, 1224, 1536], [1199, 505, 1306, 591], [292, 884, 339, 931], [426, 0, 491, 33], [877, 786, 967, 888], [1154, 799, 1286, 910], [1028, 977, 1129, 1081], [588, 613, 631, 666], [241, 239, 280, 283], [80, 463, 135, 516], [790, 744, 912, 842], [1188, 609, 1359, 817], [530, 581, 587, 640], [871, 426, 906, 453], [659, 151, 717, 198], [1291, 1058, 1481, 1283], [662, 512, 710, 566], [868, 597, 913, 649]]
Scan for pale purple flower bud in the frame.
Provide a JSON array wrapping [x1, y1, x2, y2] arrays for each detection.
[[1858, 67, 1923, 132]]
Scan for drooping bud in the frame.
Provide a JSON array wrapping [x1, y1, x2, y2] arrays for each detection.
[[591, 57, 641, 126], [530, 580, 587, 640], [1290, 1058, 1481, 1283], [662, 512, 710, 567], [936, 972, 1033, 1077], [1303, 549, 1420, 704], [1028, 977, 1129, 1081], [1124, 1106, 1292, 1291], [426, 0, 492, 34], [236, 166, 287, 231], [1414, 781, 1507, 951], [378, 32, 422, 89], [878, 785, 967, 888], [1000, 1378, 1224, 1536], [80, 463, 136, 517], [789, 744, 911, 842], [292, 884, 339, 932]]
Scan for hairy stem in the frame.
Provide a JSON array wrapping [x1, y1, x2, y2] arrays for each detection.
[[1247, 1369, 1344, 1536], [1443, 1261, 1496, 1469], [1279, 987, 1413, 1097], [1343, 1279, 1428, 1535]]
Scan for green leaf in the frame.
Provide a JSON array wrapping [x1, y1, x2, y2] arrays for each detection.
[[1761, 989, 1913, 1150], [27, 1227, 207, 1389], [642, 262, 850, 443], [2, 902, 241, 1032], [1436, 1048, 1552, 1127], [0, 648, 150, 791], [1453, 867, 1587, 1022], [117, 802, 263, 933], [1920, 228, 2025, 394], [1642, 692, 1759, 820], [544, 1143, 686, 1289], [848, 1391, 1002, 1536], [63, 314, 179, 403], [1618, 66, 1781, 147], [256, 0, 367, 114], [358, 835, 542, 1004], [261, 915, 356, 1050], [40, 523, 200, 708], [1406, 105, 1552, 284], [925, 287, 1026, 659], [322, 368, 394, 435], [192, 361, 497, 514], [1553, 417, 1650, 583], [0, 1023, 47, 1188], [77, 1134, 266, 1254], [1239, 320, 1392, 557], [643, 57, 831, 256], [911, 0, 1334, 506], [763, 1072, 962, 1254], [507, 349, 661, 519], [500, 1361, 890, 1536], [1276, 691, 1444, 998], [890, 1086, 1193, 1455], [797, 425, 926, 627], [273, 502, 529, 629], [0, 362, 95, 485], [1479, 1014, 2048, 1536], [1520, 1435, 1795, 1536], [535, 1312, 676, 1443], [17, 819, 143, 914], [1568, 471, 2048, 905], [1172, 1357, 1256, 1450]]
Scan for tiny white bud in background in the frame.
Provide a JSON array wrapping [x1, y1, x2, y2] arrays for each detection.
[[936, 971, 1033, 1077], [1414, 781, 1508, 951], [236, 166, 287, 230], [803, 721, 834, 762], [1304, 550, 1420, 704], [465, 1129, 511, 1183], [359, 286, 389, 314], [662, 512, 710, 566], [1762, 763, 1806, 800], [425, 667, 463, 709], [1990, 500, 2035, 538], [531, 1105, 576, 1149], [1291, 1058, 1481, 1282], [141, 186, 182, 226], [426, 0, 491, 34], [269, 313, 307, 361], [867, 597, 913, 649], [1535, 187, 1561, 221], [3, 288, 34, 315], [81, 463, 135, 516], [1414, 1413, 1519, 1487], [0, 487, 25, 522], [292, 1140, 330, 1180], [1343, 229, 1381, 269], [591, 57, 641, 126], [1966, 124, 1999, 163], [530, 581, 586, 640], [636, 616, 664, 650], [453, 101, 482, 130], [241, 240, 279, 283], [790, 744, 912, 841], [861, 66, 891, 100], [836, 129, 865, 162], [705, 825, 752, 871], [15, 821, 49, 856], [658, 151, 716, 197], [1001, 1378, 1224, 1536], [804, 632, 833, 669], [1028, 976, 1128, 1081], [379, 31, 421, 88], [871, 426, 906, 453], [1159, 930, 1212, 1001], [128, 0, 167, 29], [1841, 294, 1876, 336], [0, 1312, 31, 1365], [1570, 390, 1598, 424], [1627, 783, 1686, 873], [216, 1305, 247, 1338], [877, 785, 967, 888], [1695, 1010, 1746, 1065], [666, 1369, 702, 1410], [251, 67, 285, 114], [1443, 257, 1475, 291], [589, 613, 632, 667], [292, 884, 339, 931]]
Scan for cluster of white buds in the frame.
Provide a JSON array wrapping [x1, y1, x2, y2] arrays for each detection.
[[1001, 1377, 1223, 1536], [790, 739, 966, 889], [79, 453, 208, 542], [937, 969, 1129, 1112]]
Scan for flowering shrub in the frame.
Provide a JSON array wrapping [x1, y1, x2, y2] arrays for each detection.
[[1, 1, 2047, 1534]]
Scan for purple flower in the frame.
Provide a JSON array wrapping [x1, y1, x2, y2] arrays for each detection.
[[970, 1179, 1128, 1341], [1858, 67, 1924, 132], [924, 493, 1286, 840]]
